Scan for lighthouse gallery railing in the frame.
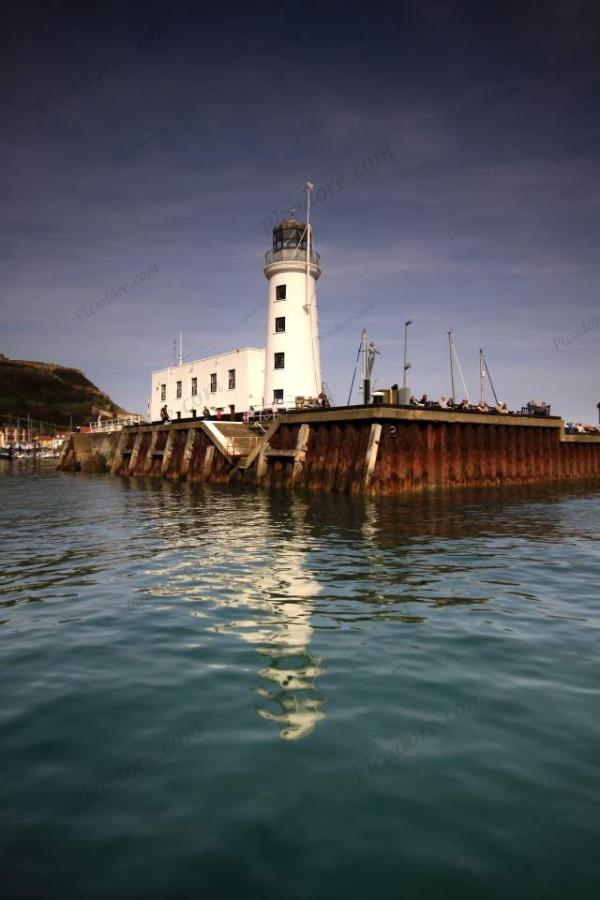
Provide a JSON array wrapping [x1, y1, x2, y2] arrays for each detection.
[[264, 248, 320, 266]]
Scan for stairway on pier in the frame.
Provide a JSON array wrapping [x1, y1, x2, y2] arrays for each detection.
[[210, 422, 262, 458]]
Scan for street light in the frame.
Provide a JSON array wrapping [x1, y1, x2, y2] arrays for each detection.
[[398, 320, 413, 405], [402, 320, 413, 389]]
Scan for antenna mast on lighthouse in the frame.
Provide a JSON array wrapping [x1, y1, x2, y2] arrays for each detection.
[[304, 182, 314, 310], [304, 181, 319, 396]]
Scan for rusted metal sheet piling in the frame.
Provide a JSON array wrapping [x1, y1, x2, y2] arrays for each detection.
[[58, 407, 600, 494]]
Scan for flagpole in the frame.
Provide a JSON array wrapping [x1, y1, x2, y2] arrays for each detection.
[[305, 181, 317, 394]]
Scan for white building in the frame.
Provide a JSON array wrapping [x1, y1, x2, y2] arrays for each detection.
[[150, 197, 323, 421], [151, 347, 265, 421]]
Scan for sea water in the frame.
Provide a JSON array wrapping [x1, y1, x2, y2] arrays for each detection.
[[1, 463, 599, 898]]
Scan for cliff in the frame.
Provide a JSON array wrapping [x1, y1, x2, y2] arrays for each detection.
[[0, 354, 130, 428]]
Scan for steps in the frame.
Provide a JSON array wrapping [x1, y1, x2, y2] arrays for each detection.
[[209, 422, 262, 458]]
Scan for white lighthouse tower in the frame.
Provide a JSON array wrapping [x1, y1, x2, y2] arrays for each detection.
[[263, 186, 322, 407]]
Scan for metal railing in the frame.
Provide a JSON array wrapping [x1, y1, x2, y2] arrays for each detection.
[[88, 416, 143, 433], [264, 248, 320, 266], [223, 434, 262, 456], [245, 395, 329, 425]]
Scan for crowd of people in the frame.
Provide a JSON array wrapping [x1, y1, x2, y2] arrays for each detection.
[[404, 395, 559, 418], [408, 394, 511, 415], [158, 395, 600, 432], [405, 395, 600, 432], [160, 404, 226, 423], [158, 394, 331, 427], [565, 422, 600, 435]]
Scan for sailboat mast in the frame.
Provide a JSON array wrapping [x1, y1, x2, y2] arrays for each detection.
[[481, 350, 499, 405], [452, 336, 471, 404], [479, 348, 484, 405]]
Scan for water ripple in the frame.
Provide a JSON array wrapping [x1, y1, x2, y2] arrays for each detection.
[[2, 468, 600, 897]]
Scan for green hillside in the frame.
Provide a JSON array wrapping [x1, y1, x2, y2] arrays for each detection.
[[0, 354, 131, 429]]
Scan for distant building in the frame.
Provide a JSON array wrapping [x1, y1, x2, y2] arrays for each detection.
[[0, 427, 64, 449], [0, 425, 24, 446], [150, 202, 323, 420]]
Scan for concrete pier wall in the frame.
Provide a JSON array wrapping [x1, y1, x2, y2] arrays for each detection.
[[58, 407, 600, 494], [58, 421, 250, 483]]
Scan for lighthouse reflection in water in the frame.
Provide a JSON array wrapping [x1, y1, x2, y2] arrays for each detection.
[[137, 482, 328, 741], [210, 496, 324, 742]]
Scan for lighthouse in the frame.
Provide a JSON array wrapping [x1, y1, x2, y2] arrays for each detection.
[[263, 188, 322, 407], [150, 187, 324, 421]]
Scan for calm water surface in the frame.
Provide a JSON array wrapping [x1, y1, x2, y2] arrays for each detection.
[[1, 463, 600, 899]]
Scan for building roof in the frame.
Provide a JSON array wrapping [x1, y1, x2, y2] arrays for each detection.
[[152, 346, 265, 376]]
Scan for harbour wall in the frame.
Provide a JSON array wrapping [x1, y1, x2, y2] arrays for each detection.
[[58, 407, 600, 494]]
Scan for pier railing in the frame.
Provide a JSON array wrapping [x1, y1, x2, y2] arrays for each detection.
[[88, 416, 143, 433], [222, 434, 262, 456], [248, 397, 326, 425]]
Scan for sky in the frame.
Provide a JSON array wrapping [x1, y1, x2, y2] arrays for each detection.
[[1, 0, 599, 421]]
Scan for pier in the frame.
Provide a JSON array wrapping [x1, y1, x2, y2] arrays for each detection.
[[58, 405, 600, 494]]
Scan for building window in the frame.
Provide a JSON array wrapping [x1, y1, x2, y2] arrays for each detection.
[[274, 352, 285, 369], [191, 377, 197, 396], [160, 384, 166, 401], [228, 369, 236, 390], [275, 316, 286, 333], [273, 389, 284, 404], [176, 380, 182, 398], [210, 373, 217, 393], [276, 284, 286, 301]]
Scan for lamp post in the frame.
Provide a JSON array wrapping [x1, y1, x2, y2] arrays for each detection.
[[361, 329, 369, 405], [400, 320, 412, 404]]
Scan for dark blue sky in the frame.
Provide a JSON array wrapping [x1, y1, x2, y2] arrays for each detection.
[[2, 0, 599, 420]]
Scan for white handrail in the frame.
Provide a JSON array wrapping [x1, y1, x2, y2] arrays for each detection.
[[88, 416, 143, 433]]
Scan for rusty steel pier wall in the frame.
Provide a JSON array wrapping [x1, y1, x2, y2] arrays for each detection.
[[58, 407, 600, 494], [241, 407, 600, 493]]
